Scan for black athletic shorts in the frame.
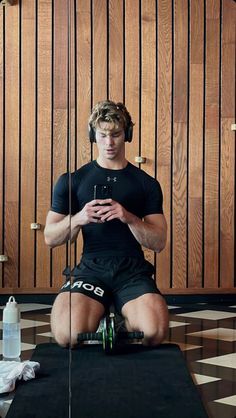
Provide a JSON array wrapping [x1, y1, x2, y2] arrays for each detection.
[[59, 256, 162, 314]]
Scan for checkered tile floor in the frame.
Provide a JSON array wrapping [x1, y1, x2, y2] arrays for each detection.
[[0, 302, 236, 418]]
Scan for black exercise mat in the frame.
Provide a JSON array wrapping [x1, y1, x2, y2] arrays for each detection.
[[6, 343, 208, 418]]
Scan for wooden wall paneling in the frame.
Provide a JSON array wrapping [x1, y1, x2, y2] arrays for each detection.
[[221, 0, 235, 118], [51, 0, 68, 289], [76, 0, 92, 168], [92, 0, 107, 105], [20, 0, 36, 289], [172, 0, 188, 289], [76, 0, 91, 167], [188, 0, 204, 288], [156, 0, 172, 290], [0, 0, 235, 295], [4, 4, 19, 288], [76, 0, 91, 261], [220, 121, 235, 288], [0, 7, 3, 287], [206, 0, 219, 19], [140, 0, 156, 266], [124, 0, 139, 165], [36, 0, 52, 289], [204, 0, 220, 288], [220, 0, 235, 288], [108, 0, 123, 102], [92, 0, 107, 161]]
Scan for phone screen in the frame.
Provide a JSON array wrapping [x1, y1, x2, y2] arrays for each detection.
[[93, 184, 112, 200]]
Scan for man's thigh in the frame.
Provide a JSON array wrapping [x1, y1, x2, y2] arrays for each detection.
[[51, 292, 105, 346], [121, 293, 169, 336], [60, 275, 111, 309]]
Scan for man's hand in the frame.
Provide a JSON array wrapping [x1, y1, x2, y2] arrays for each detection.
[[95, 199, 167, 253], [95, 199, 133, 224], [75, 199, 113, 225], [76, 199, 167, 254], [43, 198, 113, 248]]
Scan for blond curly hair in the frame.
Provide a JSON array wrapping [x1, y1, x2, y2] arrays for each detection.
[[89, 100, 134, 130]]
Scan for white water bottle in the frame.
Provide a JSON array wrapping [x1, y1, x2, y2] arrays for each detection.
[[3, 296, 21, 358]]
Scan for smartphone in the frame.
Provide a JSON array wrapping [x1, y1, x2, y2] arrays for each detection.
[[93, 184, 112, 200]]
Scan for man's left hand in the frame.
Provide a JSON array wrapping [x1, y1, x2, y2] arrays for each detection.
[[96, 199, 133, 224]]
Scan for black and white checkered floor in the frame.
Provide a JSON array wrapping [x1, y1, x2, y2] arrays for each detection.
[[0, 302, 236, 418]]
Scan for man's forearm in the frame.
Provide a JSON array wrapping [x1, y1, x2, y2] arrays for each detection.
[[44, 215, 81, 248], [127, 215, 166, 253]]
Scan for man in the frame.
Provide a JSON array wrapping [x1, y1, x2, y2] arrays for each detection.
[[44, 100, 169, 348]]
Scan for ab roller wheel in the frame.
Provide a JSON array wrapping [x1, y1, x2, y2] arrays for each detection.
[[102, 313, 116, 353], [77, 313, 144, 354]]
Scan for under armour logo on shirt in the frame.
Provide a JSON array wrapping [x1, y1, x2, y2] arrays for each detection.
[[107, 176, 117, 182]]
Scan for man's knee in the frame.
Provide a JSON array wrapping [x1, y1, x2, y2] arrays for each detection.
[[122, 294, 169, 346], [52, 329, 79, 348]]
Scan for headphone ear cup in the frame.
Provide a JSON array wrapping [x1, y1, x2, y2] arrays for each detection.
[[125, 124, 133, 142], [88, 125, 96, 143]]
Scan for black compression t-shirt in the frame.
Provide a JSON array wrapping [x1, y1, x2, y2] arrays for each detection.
[[51, 161, 164, 257]]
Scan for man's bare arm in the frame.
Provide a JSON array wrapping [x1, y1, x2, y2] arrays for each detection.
[[44, 211, 81, 248], [97, 199, 167, 253], [126, 213, 167, 253], [44, 199, 112, 248]]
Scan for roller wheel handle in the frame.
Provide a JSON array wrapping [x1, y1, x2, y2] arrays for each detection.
[[118, 331, 144, 340], [77, 332, 102, 342]]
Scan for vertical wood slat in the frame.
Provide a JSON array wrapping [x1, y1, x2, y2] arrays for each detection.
[[204, 0, 220, 288], [109, 0, 123, 102], [20, 0, 36, 289], [124, 0, 139, 165], [0, 7, 3, 287], [92, 0, 107, 105], [92, 0, 107, 161], [76, 0, 91, 261], [76, 0, 91, 166], [188, 0, 204, 288], [141, 0, 156, 266], [51, 0, 67, 288], [172, 0, 188, 288], [36, 0, 52, 288], [156, 0, 172, 289], [4, 4, 19, 288], [220, 0, 235, 288]]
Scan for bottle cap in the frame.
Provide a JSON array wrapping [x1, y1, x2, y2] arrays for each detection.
[[3, 296, 20, 323]]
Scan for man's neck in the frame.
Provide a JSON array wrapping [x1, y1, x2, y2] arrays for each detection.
[[96, 157, 128, 170]]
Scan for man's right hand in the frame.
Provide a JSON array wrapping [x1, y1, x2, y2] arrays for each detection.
[[44, 199, 112, 248]]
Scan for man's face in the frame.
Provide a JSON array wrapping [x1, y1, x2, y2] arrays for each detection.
[[95, 121, 125, 161]]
